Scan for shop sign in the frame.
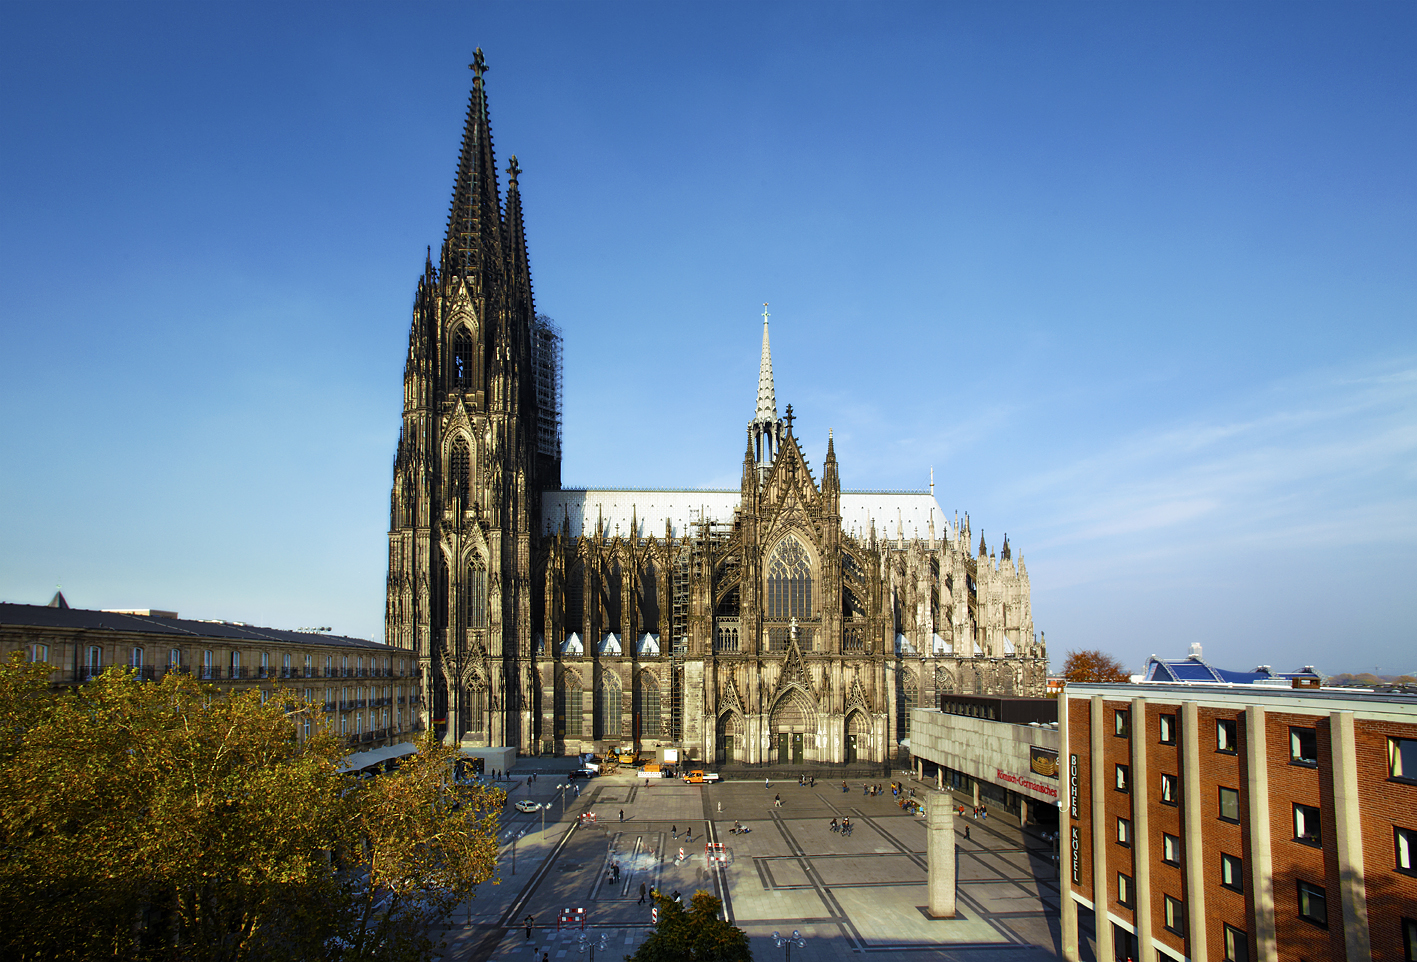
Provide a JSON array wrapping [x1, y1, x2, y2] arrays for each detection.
[[995, 768, 1058, 799], [1029, 746, 1059, 779], [1069, 754, 1080, 819], [1070, 826, 1081, 884]]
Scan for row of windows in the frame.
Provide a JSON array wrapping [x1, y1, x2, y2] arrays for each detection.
[[1114, 709, 1417, 779], [1214, 916, 1417, 962], [1113, 709, 1320, 765], [28, 644, 410, 678], [1114, 775, 1417, 871]]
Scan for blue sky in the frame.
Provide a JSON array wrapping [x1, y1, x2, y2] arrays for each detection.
[[2, 2, 1413, 675]]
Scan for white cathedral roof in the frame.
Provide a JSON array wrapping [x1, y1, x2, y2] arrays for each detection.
[[542, 488, 949, 542], [599, 633, 622, 655], [637, 633, 660, 656]]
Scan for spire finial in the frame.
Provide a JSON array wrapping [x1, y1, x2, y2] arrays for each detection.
[[784, 404, 795, 433], [470, 48, 488, 81], [507, 155, 521, 185]]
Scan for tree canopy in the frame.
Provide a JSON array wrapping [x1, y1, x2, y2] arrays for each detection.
[[1061, 649, 1130, 683], [0, 655, 503, 962], [629, 891, 752, 962]]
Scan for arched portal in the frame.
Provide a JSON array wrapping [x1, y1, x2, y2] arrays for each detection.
[[846, 710, 872, 764], [768, 687, 816, 765], [716, 711, 743, 765]]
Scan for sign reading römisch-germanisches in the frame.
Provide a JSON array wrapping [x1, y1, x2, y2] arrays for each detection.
[[1029, 746, 1058, 779]]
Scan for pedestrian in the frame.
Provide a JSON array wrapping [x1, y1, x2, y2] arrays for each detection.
[[863, 784, 868, 796], [841, 781, 848, 793], [543, 953, 549, 962], [620, 809, 624, 822], [830, 817, 838, 833], [765, 777, 770, 789], [638, 883, 646, 905], [774, 793, 781, 807], [964, 825, 970, 840], [672, 825, 677, 839], [685, 828, 692, 842], [525, 915, 534, 939]]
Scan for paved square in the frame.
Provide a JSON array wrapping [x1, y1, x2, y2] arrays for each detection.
[[438, 767, 1093, 962]]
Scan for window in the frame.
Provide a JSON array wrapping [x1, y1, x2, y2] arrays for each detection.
[[765, 536, 813, 620], [1159, 712, 1176, 745], [1397, 826, 1417, 874], [1162, 833, 1181, 865], [449, 438, 471, 504], [1115, 709, 1130, 738], [1163, 895, 1184, 935], [1116, 817, 1131, 846], [169, 648, 182, 669], [357, 656, 364, 676], [1289, 727, 1318, 766], [260, 689, 269, 705], [1294, 803, 1321, 845], [86, 645, 102, 668], [342, 655, 349, 677], [130, 647, 144, 668], [1117, 873, 1133, 908], [467, 559, 487, 628], [1217, 718, 1238, 753], [452, 327, 474, 392], [559, 682, 583, 737], [1404, 917, 1417, 961], [1223, 924, 1249, 962], [304, 654, 312, 676], [1391, 738, 1417, 782], [1115, 764, 1130, 793], [230, 651, 241, 676], [1297, 880, 1327, 927], [597, 675, 621, 739], [202, 649, 214, 679], [1221, 852, 1243, 890], [283, 653, 292, 675], [1160, 773, 1179, 805], [1219, 786, 1240, 822], [27, 643, 49, 664]]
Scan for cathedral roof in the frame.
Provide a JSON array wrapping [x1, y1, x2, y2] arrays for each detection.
[[542, 488, 948, 541]]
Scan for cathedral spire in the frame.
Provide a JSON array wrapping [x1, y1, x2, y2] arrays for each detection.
[[503, 154, 534, 318], [755, 303, 778, 423], [441, 48, 504, 281]]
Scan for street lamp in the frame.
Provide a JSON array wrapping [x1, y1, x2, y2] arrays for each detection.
[[772, 930, 805, 962], [577, 932, 607, 962], [558, 783, 569, 816], [505, 828, 526, 875]]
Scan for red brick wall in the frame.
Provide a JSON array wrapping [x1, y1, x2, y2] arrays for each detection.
[[1101, 699, 1135, 926], [1354, 717, 1417, 962], [1144, 702, 1188, 958]]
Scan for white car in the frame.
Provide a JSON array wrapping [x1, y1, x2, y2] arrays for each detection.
[[514, 799, 542, 813]]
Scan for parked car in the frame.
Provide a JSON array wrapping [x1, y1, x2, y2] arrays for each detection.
[[569, 768, 596, 779], [514, 799, 541, 813]]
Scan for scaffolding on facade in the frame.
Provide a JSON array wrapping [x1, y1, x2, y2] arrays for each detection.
[[531, 314, 562, 460]]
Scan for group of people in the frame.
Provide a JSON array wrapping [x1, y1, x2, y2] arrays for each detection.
[[728, 821, 752, 834], [956, 803, 988, 820], [796, 774, 816, 787], [828, 816, 853, 836]]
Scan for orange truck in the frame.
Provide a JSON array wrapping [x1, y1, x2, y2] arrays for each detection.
[[682, 770, 720, 784]]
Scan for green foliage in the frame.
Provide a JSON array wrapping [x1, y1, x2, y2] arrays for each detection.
[[0, 654, 502, 962], [629, 892, 752, 962]]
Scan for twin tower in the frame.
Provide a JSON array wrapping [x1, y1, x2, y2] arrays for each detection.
[[385, 53, 1046, 765]]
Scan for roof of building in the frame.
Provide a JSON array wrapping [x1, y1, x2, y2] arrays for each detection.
[[0, 603, 390, 650], [542, 488, 951, 542], [1140, 643, 1322, 687]]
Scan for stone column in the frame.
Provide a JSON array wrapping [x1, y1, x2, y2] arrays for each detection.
[[1245, 705, 1277, 962], [1130, 697, 1152, 959], [1090, 696, 1113, 962], [927, 792, 957, 918], [1330, 710, 1373, 961], [1181, 702, 1208, 962]]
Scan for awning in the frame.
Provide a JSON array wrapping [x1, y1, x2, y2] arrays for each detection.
[[338, 740, 419, 774]]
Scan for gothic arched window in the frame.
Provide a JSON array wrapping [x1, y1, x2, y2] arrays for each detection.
[[449, 439, 470, 505], [452, 327, 474, 392], [467, 558, 487, 629], [897, 671, 918, 739], [766, 536, 813, 621], [597, 674, 622, 739], [636, 673, 661, 739], [558, 673, 583, 738]]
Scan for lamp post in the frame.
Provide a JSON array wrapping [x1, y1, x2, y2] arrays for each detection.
[[558, 783, 569, 816], [577, 932, 607, 962], [772, 930, 805, 962], [506, 828, 526, 875]]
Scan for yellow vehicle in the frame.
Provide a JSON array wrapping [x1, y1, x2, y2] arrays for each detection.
[[616, 749, 638, 765], [682, 770, 720, 784]]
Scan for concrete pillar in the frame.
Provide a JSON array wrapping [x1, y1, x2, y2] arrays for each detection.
[[926, 792, 956, 918], [1330, 710, 1373, 961], [1130, 697, 1152, 959], [1245, 705, 1277, 962], [1180, 702, 1208, 962], [1059, 690, 1079, 962], [972, 779, 980, 808], [937, 765, 944, 791], [1090, 696, 1113, 962]]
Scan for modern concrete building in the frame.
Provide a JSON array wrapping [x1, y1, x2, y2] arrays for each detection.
[[1058, 681, 1417, 962], [909, 695, 1062, 827]]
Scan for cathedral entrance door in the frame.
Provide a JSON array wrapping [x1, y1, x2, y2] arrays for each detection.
[[846, 733, 858, 764], [776, 732, 790, 765], [792, 732, 803, 764], [718, 734, 733, 764]]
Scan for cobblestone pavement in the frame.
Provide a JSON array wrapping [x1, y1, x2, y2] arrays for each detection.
[[437, 765, 1093, 962]]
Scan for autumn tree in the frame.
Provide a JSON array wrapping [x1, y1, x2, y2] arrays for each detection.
[[1061, 649, 1131, 684], [0, 655, 503, 962], [630, 891, 752, 962]]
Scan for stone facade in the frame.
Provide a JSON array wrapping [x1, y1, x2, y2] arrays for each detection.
[[385, 53, 1047, 764]]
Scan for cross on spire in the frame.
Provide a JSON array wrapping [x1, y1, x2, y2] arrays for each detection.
[[784, 404, 795, 433], [762, 302, 770, 323], [469, 48, 488, 80]]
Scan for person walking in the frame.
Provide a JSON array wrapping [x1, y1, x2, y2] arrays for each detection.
[[671, 825, 677, 839], [525, 915, 534, 940], [774, 793, 782, 807], [964, 825, 970, 840], [684, 827, 692, 843], [638, 882, 646, 905], [830, 817, 838, 833], [765, 777, 770, 789], [619, 809, 624, 822]]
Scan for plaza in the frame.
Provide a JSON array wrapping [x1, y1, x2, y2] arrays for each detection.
[[440, 761, 1087, 962]]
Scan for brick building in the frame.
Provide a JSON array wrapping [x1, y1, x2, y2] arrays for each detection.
[[1, 599, 423, 765], [1059, 681, 1417, 962]]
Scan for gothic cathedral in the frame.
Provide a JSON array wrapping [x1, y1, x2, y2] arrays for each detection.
[[385, 53, 1047, 766]]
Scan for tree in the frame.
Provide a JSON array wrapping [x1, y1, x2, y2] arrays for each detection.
[[630, 891, 752, 962], [1061, 649, 1130, 684], [0, 655, 503, 962]]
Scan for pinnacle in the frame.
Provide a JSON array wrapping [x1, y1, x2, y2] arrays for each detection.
[[754, 305, 777, 424]]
